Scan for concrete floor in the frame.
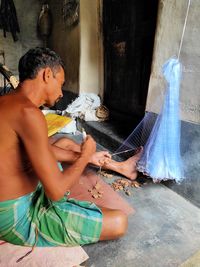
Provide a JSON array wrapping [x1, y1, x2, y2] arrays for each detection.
[[84, 181, 200, 267], [164, 120, 200, 208]]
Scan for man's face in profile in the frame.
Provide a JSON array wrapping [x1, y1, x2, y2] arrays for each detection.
[[45, 67, 65, 108], [55, 95, 63, 104]]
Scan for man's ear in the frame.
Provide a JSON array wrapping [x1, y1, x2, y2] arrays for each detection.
[[43, 67, 53, 83]]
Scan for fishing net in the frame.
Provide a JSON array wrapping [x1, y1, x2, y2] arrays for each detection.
[[138, 58, 184, 182], [116, 58, 184, 182]]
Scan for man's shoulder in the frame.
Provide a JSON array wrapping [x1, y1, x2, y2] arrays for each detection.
[[19, 103, 41, 117], [18, 103, 45, 128], [14, 104, 47, 141], [7, 97, 46, 132], [0, 93, 46, 131], [0, 93, 39, 113]]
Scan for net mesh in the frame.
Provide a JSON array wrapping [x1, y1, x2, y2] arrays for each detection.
[[116, 58, 184, 183]]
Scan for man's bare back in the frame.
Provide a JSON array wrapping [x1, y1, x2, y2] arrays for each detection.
[[0, 93, 39, 200]]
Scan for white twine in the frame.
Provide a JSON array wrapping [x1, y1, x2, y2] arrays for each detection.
[[178, 0, 191, 59]]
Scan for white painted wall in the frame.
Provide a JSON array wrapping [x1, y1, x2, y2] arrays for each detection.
[[79, 0, 103, 95]]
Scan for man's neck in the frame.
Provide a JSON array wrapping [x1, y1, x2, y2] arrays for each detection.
[[17, 80, 45, 107]]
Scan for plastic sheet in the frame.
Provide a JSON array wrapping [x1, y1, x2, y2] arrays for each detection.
[[65, 93, 101, 121]]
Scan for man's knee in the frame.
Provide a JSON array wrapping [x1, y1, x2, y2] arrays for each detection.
[[54, 137, 76, 148], [113, 210, 128, 238], [100, 209, 128, 240], [55, 137, 69, 145]]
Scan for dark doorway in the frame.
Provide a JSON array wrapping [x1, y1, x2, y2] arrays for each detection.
[[103, 0, 158, 133]]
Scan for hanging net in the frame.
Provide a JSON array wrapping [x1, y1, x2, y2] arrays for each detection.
[[116, 58, 184, 183]]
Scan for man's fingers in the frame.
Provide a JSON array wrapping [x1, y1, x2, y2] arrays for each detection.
[[105, 152, 111, 158], [99, 159, 104, 165], [101, 151, 111, 158], [99, 157, 111, 166], [104, 158, 112, 164]]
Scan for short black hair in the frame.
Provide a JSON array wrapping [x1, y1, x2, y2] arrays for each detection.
[[18, 47, 64, 82]]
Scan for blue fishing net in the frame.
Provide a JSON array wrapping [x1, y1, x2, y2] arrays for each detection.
[[137, 58, 184, 182]]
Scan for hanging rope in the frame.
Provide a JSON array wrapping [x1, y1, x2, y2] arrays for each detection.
[[178, 0, 191, 59]]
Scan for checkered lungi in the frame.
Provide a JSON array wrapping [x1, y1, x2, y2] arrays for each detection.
[[0, 184, 102, 247]]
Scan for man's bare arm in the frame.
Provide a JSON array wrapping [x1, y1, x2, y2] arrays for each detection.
[[50, 135, 112, 168], [15, 106, 96, 201], [51, 144, 111, 167]]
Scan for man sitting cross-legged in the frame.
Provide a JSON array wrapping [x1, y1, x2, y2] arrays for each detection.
[[0, 47, 142, 248]]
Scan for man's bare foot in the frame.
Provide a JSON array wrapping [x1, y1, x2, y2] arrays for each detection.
[[120, 147, 143, 179], [103, 147, 143, 180], [90, 151, 111, 167]]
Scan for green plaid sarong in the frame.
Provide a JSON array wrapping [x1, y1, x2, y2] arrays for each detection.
[[0, 185, 102, 247]]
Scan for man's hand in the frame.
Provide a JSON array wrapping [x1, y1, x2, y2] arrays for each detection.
[[81, 135, 96, 159], [90, 151, 111, 167]]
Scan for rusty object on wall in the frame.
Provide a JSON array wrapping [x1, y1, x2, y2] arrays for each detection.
[[62, 0, 79, 27], [113, 41, 126, 57], [37, 3, 52, 47]]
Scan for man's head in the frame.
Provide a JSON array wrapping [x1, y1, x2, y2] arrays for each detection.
[[18, 47, 65, 107], [18, 47, 64, 82]]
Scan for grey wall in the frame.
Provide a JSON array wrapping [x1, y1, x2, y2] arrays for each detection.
[[0, 0, 42, 76], [147, 0, 200, 124], [48, 0, 80, 94]]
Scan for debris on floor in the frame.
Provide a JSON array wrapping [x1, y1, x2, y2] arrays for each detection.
[[88, 182, 103, 199], [97, 169, 144, 196], [111, 178, 141, 196], [97, 170, 114, 178]]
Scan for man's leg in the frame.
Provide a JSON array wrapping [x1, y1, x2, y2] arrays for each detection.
[[51, 138, 129, 240], [50, 137, 81, 152], [52, 137, 143, 180], [99, 207, 128, 240]]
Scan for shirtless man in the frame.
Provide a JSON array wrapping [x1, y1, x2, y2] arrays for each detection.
[[0, 47, 142, 247]]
